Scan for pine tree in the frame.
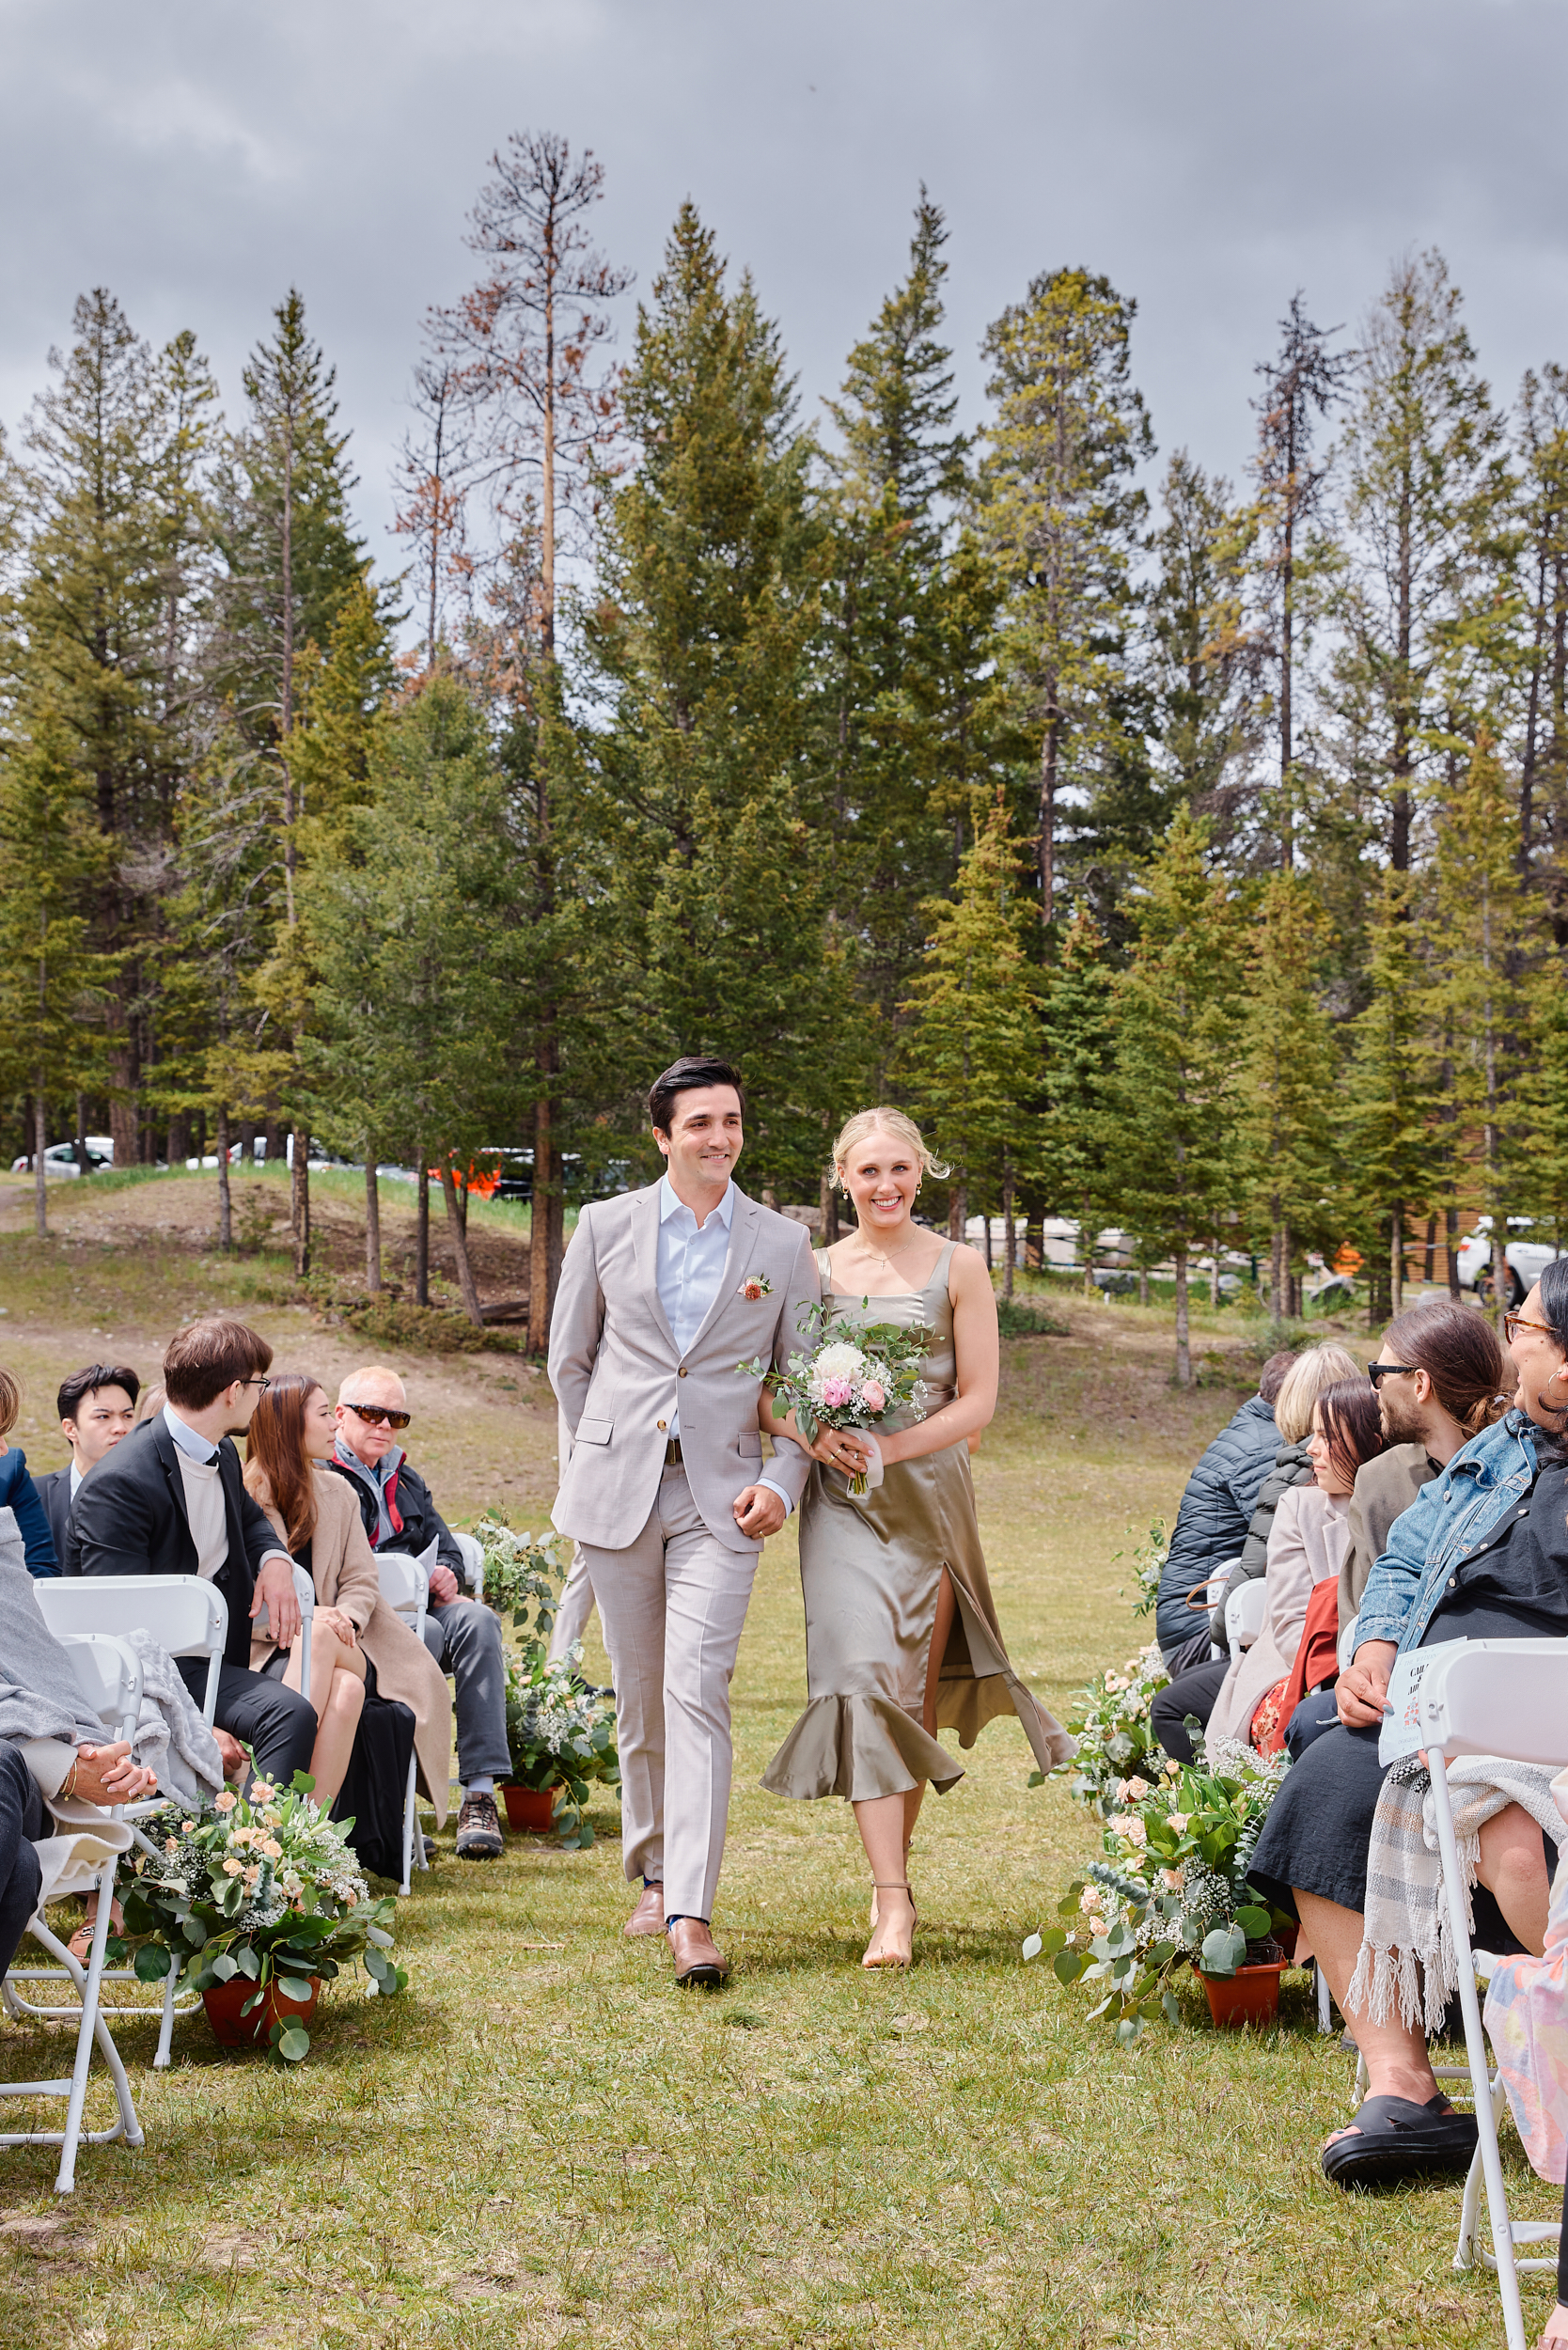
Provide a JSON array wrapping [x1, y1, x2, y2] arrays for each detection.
[[1514, 365, 1568, 901], [817, 191, 989, 1054], [588, 203, 858, 1193], [1108, 808, 1242, 1385], [1331, 252, 1512, 873], [1341, 870, 1432, 1322], [303, 675, 526, 1324], [0, 708, 113, 1234], [1425, 726, 1533, 1324], [898, 796, 1042, 1281], [1250, 295, 1353, 868], [210, 290, 375, 1266], [1238, 871, 1339, 1315], [1143, 451, 1265, 865], [1039, 905, 1119, 1295], [979, 268, 1153, 921]]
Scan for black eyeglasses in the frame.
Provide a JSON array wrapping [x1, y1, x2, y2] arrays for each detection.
[[1367, 1362, 1417, 1389], [344, 1402, 412, 1431], [243, 1376, 272, 1391]]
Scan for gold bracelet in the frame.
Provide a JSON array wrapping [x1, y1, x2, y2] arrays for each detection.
[[61, 1758, 79, 1801]]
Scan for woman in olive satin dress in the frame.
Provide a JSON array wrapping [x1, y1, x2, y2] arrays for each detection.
[[761, 1109, 1072, 1967]]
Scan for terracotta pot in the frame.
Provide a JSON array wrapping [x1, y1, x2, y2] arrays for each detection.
[[202, 1971, 321, 2048], [502, 1783, 561, 1833], [1200, 1960, 1287, 2029]]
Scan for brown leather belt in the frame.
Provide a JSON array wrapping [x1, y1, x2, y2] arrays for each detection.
[[664, 1437, 683, 1468]]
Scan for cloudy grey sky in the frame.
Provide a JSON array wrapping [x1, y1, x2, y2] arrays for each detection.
[[4, 0, 1565, 565]]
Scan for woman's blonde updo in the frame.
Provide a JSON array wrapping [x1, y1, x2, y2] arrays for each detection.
[[830, 1107, 950, 1190]]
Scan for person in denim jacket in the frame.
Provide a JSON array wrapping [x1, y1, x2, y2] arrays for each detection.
[[1249, 1281, 1568, 2189]]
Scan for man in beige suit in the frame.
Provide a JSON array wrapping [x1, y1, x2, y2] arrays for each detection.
[[549, 1056, 817, 1985]]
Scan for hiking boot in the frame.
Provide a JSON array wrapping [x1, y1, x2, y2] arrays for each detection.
[[456, 1791, 503, 1859]]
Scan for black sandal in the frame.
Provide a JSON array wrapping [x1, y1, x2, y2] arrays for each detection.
[[1321, 2092, 1478, 2188]]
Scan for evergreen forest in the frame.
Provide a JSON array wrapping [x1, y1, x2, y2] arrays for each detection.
[[4, 133, 1564, 1375]]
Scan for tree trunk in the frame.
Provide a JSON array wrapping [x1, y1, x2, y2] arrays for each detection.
[[33, 1088, 47, 1239], [416, 1157, 430, 1306], [1137, 1261, 1150, 1309], [527, 1095, 557, 1355], [291, 1126, 310, 1278], [1491, 1227, 1511, 1334], [1080, 1199, 1095, 1298], [1389, 1206, 1403, 1317], [74, 1092, 89, 1176], [1210, 1246, 1220, 1308], [1270, 1203, 1285, 1321], [947, 1178, 967, 1245], [982, 1211, 993, 1274], [1445, 1202, 1462, 1301], [240, 1120, 256, 1165], [1423, 1214, 1436, 1287], [1002, 1168, 1016, 1303], [819, 1160, 839, 1246], [1173, 1242, 1191, 1387], [215, 1105, 232, 1250], [365, 1160, 382, 1293], [441, 1163, 484, 1326]]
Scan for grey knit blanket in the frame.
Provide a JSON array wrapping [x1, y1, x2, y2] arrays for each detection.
[[0, 1515, 106, 1747], [1348, 1753, 1562, 2033]]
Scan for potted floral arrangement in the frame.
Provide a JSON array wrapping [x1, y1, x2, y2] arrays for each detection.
[[118, 1770, 406, 2063], [1038, 1642, 1170, 1819], [1026, 1739, 1293, 2042], [501, 1646, 619, 1849], [471, 1516, 574, 1636]]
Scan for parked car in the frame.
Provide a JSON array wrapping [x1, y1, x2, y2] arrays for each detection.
[[9, 1136, 114, 1179], [1455, 1216, 1567, 1308]]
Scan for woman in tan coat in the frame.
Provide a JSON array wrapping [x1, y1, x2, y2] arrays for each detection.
[[244, 1376, 452, 1847]]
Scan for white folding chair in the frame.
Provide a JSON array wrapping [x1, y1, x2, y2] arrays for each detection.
[[1200, 1559, 1242, 1661], [1414, 1637, 1568, 2350], [1338, 1611, 1361, 1676], [1224, 1579, 1267, 1661], [376, 1551, 431, 1897], [250, 1564, 316, 1697], [451, 1530, 483, 1595], [33, 1576, 233, 2066], [1, 1634, 144, 2192]]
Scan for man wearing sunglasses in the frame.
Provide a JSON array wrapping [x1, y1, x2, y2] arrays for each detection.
[[329, 1367, 510, 1860]]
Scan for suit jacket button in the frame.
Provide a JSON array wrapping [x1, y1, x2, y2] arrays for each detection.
[[678, 1367, 687, 1377], [657, 1419, 667, 1432]]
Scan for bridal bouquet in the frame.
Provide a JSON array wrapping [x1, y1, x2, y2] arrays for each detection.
[[739, 1301, 933, 1496]]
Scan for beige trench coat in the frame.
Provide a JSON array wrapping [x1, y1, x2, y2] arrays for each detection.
[[248, 1466, 453, 1825]]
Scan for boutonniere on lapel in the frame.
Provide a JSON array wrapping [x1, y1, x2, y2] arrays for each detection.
[[738, 1274, 773, 1301]]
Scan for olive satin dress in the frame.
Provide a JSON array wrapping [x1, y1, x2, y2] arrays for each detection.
[[762, 1244, 1074, 1803]]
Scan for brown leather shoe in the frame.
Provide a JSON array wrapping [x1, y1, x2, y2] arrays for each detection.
[[623, 1884, 666, 1938], [668, 1917, 729, 1987]]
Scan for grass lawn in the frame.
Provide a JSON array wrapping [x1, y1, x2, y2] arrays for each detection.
[[0, 1169, 1554, 2347]]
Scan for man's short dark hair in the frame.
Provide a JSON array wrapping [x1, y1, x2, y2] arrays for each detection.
[[647, 1057, 745, 1137], [57, 1363, 141, 1424], [161, 1319, 273, 1413], [1257, 1349, 1295, 1408]]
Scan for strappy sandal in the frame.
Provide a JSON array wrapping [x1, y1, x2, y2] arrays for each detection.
[[863, 1884, 916, 1969], [1536, 2309, 1568, 2349], [1320, 2092, 1478, 2188], [870, 1842, 914, 1929], [67, 1897, 123, 1962]]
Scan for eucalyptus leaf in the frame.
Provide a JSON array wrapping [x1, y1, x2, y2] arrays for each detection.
[[210, 1952, 238, 1982], [1021, 1933, 1043, 1961], [274, 2024, 310, 2063], [133, 1944, 172, 1982]]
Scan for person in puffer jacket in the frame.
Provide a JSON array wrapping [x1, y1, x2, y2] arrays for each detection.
[[1152, 1353, 1294, 1659]]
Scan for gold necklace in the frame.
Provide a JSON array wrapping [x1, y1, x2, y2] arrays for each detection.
[[851, 1230, 922, 1273]]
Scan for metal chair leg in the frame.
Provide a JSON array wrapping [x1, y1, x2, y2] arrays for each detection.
[[1430, 1753, 1529, 2350]]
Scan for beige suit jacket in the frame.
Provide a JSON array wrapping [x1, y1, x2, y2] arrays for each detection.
[[548, 1183, 818, 1554]]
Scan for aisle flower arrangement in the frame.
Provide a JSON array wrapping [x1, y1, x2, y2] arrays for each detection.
[[472, 1516, 574, 1637], [1039, 1643, 1170, 1818], [502, 1645, 619, 1851], [1026, 1737, 1293, 2043], [119, 1771, 405, 2063]]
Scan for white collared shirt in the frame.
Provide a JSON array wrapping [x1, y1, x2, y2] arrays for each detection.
[[652, 1175, 792, 1513], [162, 1402, 292, 1583]]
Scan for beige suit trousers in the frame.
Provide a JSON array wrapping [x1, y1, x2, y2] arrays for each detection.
[[578, 1465, 758, 1922]]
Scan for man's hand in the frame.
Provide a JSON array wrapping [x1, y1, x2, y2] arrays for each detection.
[[215, 1729, 247, 1781], [69, 1741, 159, 1806], [428, 1563, 462, 1606], [251, 1554, 302, 1647], [1337, 1638, 1399, 1729], [734, 1484, 786, 1539]]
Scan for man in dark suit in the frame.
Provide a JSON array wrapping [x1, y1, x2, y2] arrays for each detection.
[[33, 1362, 141, 1567], [70, 1318, 316, 1787]]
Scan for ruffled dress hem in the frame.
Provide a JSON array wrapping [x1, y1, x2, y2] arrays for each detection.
[[760, 1693, 965, 1802]]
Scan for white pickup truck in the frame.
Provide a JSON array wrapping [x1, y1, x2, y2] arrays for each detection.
[[1455, 1217, 1568, 1308]]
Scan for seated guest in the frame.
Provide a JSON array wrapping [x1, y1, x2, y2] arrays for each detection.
[[1281, 1300, 1506, 1757], [1152, 1345, 1359, 1760], [329, 1366, 508, 1860], [0, 1503, 159, 1982], [244, 1373, 451, 1872], [1153, 1351, 1295, 1666], [0, 1367, 58, 1578], [34, 1362, 141, 1565], [69, 1317, 316, 1792], [1248, 1273, 1556, 2189], [1203, 1379, 1383, 1760]]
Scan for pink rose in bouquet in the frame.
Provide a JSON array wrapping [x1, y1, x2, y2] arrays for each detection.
[[819, 1376, 854, 1408], [859, 1379, 886, 1413]]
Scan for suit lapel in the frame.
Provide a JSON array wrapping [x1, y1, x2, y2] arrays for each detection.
[[151, 1421, 190, 1531], [631, 1183, 679, 1353]]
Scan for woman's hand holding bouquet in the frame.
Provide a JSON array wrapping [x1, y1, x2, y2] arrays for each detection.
[[740, 1302, 932, 1496]]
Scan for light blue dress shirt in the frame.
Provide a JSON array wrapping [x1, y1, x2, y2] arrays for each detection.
[[164, 1401, 217, 1465], [654, 1175, 792, 1512]]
